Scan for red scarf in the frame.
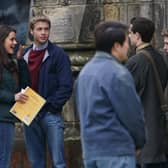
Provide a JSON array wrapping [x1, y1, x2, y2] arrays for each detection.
[[28, 49, 46, 92]]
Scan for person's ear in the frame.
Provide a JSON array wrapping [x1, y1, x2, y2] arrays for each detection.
[[30, 29, 33, 36], [28, 30, 34, 41], [135, 32, 141, 40], [113, 42, 121, 51], [111, 42, 120, 56]]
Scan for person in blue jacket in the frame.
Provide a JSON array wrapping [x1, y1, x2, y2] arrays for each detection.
[[0, 25, 29, 168], [23, 15, 73, 168], [75, 21, 146, 168]]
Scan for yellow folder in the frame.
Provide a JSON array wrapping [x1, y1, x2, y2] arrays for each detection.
[[10, 86, 46, 126]]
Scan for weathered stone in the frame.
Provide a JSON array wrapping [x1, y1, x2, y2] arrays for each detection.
[[104, 5, 119, 21], [30, 0, 168, 49], [33, 0, 104, 5], [79, 5, 104, 42], [44, 7, 76, 43]]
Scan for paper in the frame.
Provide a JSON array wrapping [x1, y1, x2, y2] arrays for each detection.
[[10, 86, 46, 126]]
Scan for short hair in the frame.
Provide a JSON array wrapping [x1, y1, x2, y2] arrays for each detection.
[[94, 21, 128, 54], [161, 28, 168, 36], [130, 17, 137, 24], [29, 15, 51, 30], [130, 17, 155, 42]]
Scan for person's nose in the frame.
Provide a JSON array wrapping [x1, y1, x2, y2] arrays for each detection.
[[41, 29, 47, 34], [14, 40, 17, 45], [163, 44, 167, 50]]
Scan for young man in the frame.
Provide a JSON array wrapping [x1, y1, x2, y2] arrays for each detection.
[[75, 21, 146, 168], [23, 15, 73, 168], [162, 29, 168, 67], [126, 17, 168, 168], [161, 28, 168, 126]]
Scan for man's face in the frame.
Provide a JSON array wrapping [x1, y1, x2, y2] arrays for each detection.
[[30, 21, 50, 46], [163, 36, 168, 54], [128, 24, 139, 47], [117, 35, 129, 62]]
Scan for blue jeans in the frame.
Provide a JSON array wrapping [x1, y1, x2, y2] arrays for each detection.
[[24, 112, 66, 168], [0, 122, 15, 168], [84, 156, 136, 168]]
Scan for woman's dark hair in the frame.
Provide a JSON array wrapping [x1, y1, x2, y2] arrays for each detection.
[[0, 25, 18, 81], [94, 21, 128, 54]]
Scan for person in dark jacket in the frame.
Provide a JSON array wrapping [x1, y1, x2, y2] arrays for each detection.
[[161, 29, 168, 108], [75, 21, 146, 168], [23, 15, 73, 168], [126, 17, 168, 168], [161, 29, 168, 68], [0, 25, 29, 168]]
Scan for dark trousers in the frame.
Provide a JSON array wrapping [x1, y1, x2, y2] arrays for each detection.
[[137, 162, 168, 168]]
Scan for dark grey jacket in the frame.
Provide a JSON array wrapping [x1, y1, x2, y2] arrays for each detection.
[[126, 45, 168, 164]]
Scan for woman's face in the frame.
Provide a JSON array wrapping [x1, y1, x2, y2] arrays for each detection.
[[4, 31, 17, 54]]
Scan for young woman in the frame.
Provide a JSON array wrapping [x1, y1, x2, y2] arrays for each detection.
[[0, 25, 30, 168]]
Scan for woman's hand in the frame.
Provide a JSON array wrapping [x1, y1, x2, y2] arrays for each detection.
[[15, 92, 28, 103]]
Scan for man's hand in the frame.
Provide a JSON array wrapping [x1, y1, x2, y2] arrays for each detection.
[[16, 44, 25, 59], [136, 149, 141, 156]]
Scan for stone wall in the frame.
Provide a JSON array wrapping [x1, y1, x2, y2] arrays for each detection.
[[29, 0, 168, 124], [29, 0, 168, 71]]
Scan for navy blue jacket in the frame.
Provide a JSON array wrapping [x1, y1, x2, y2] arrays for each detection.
[[24, 41, 73, 116]]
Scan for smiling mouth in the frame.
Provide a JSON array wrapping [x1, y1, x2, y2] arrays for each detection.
[[11, 46, 15, 50], [41, 37, 47, 40]]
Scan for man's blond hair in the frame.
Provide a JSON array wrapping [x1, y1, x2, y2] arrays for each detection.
[[29, 15, 51, 30]]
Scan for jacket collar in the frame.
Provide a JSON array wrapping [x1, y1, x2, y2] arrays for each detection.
[[95, 51, 119, 62], [95, 51, 113, 59], [32, 41, 48, 51], [136, 43, 151, 53], [24, 41, 53, 63]]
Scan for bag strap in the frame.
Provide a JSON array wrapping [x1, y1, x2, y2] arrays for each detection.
[[138, 50, 167, 112]]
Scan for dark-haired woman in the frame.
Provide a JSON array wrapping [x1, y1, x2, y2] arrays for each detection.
[[0, 25, 30, 168]]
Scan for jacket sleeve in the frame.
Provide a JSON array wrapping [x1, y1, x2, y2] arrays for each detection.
[[17, 59, 31, 90], [109, 72, 146, 149], [45, 50, 73, 113], [125, 54, 149, 95], [0, 89, 15, 103], [0, 59, 30, 104]]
